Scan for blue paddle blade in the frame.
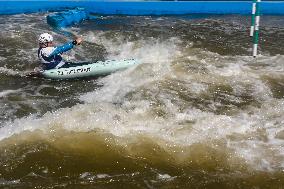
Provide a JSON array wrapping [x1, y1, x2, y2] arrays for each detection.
[[47, 8, 89, 29]]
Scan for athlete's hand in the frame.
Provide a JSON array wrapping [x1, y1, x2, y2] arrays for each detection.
[[75, 37, 83, 45]]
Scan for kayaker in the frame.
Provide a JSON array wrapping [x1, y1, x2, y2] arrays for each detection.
[[37, 33, 82, 70]]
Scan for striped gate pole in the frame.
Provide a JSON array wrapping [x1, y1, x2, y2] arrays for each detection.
[[250, 0, 257, 37], [253, 0, 261, 57]]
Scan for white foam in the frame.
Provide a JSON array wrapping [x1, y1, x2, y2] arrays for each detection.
[[96, 174, 110, 179], [84, 31, 181, 63], [157, 174, 175, 181], [0, 67, 22, 76], [0, 89, 21, 98], [77, 48, 284, 171], [0, 28, 284, 172], [0, 56, 7, 62], [1, 64, 283, 172], [81, 32, 181, 104], [0, 66, 31, 77]]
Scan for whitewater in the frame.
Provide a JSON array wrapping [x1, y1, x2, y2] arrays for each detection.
[[0, 14, 283, 188]]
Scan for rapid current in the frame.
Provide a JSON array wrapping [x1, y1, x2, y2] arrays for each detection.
[[0, 13, 284, 188]]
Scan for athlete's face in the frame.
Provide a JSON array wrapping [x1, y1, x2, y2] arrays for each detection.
[[39, 42, 53, 48], [47, 42, 53, 47]]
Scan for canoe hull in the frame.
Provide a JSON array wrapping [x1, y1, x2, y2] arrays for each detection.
[[41, 59, 140, 79]]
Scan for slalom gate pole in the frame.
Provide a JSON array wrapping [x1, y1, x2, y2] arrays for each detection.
[[250, 0, 257, 37], [253, 0, 261, 57]]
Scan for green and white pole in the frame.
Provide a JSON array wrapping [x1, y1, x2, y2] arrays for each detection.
[[250, 0, 257, 37], [253, 0, 261, 57]]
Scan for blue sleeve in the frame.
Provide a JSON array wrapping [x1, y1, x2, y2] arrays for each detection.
[[48, 42, 74, 58]]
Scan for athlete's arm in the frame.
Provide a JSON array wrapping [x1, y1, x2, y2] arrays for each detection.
[[48, 42, 74, 57], [47, 38, 82, 58]]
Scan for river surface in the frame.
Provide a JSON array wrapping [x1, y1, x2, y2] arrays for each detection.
[[0, 13, 284, 188]]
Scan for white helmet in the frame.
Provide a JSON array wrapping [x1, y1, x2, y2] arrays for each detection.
[[38, 33, 53, 44]]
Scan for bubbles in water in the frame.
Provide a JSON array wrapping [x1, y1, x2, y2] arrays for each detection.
[[0, 14, 284, 174]]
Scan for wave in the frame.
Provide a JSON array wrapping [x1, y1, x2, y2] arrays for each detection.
[[0, 14, 284, 188], [0, 89, 21, 98]]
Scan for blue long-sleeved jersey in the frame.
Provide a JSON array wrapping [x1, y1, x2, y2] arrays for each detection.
[[38, 42, 75, 70]]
